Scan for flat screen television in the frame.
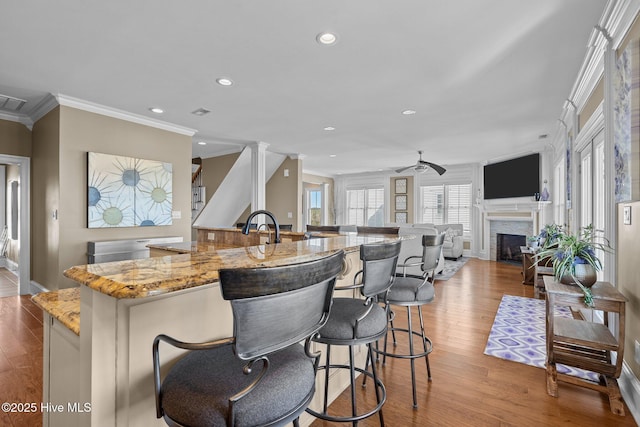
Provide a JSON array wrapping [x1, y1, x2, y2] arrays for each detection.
[[483, 153, 540, 200]]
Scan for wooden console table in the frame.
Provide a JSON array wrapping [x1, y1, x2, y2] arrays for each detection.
[[520, 246, 535, 285], [544, 276, 627, 415]]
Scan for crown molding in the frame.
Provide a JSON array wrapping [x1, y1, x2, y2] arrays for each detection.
[[29, 93, 58, 124], [55, 94, 197, 136], [569, 0, 640, 111], [0, 111, 33, 129]]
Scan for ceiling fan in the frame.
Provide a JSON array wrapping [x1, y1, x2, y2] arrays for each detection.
[[395, 150, 446, 175]]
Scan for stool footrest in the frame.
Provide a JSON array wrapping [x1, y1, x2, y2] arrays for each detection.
[[306, 364, 386, 423], [374, 327, 433, 359]]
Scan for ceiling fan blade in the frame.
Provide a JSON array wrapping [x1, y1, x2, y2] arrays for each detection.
[[419, 160, 447, 175], [394, 165, 414, 173]]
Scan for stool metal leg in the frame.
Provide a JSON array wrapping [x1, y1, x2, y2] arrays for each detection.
[[323, 344, 331, 413], [406, 306, 418, 408], [348, 345, 357, 426], [368, 343, 385, 426], [417, 305, 432, 380]]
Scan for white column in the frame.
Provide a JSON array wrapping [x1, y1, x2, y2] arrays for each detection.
[[249, 141, 269, 213], [601, 28, 616, 284]]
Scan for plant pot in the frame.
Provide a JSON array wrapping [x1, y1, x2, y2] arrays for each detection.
[[559, 264, 598, 288]]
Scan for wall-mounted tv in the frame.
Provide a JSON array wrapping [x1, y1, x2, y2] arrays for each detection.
[[483, 153, 540, 200]]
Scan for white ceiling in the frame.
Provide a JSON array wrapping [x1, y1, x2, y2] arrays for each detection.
[[0, 1, 606, 176]]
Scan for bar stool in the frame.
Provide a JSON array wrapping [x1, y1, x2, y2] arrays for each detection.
[[152, 250, 344, 427], [306, 240, 401, 426], [374, 233, 444, 408]]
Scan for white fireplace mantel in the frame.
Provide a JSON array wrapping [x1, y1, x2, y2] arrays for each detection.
[[478, 200, 549, 260]]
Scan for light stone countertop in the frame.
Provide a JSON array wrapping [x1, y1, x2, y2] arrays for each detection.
[[33, 234, 407, 335]]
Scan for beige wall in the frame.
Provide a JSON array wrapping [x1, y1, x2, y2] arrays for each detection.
[[0, 119, 32, 158], [303, 173, 335, 226], [617, 202, 640, 380], [199, 152, 241, 202], [266, 157, 301, 231], [32, 106, 192, 290], [32, 107, 60, 289], [579, 78, 603, 132]]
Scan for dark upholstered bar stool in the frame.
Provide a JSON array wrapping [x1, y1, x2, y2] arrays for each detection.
[[374, 233, 444, 408], [306, 240, 401, 426], [152, 250, 344, 427]]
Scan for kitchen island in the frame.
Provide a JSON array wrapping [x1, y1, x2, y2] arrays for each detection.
[[33, 232, 404, 427]]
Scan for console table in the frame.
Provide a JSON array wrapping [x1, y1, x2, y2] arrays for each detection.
[[520, 246, 535, 285], [544, 276, 627, 415]]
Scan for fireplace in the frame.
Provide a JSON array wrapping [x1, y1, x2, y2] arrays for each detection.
[[496, 233, 526, 265]]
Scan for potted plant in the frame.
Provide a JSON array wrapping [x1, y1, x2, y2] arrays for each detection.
[[534, 224, 611, 307]]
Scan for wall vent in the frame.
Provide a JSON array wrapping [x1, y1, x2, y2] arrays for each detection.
[[191, 108, 211, 116]]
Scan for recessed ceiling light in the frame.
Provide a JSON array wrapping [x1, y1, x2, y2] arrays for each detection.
[[324, 126, 336, 131], [401, 109, 416, 115], [198, 141, 207, 145], [216, 77, 233, 86], [329, 154, 337, 158], [149, 107, 164, 114], [316, 32, 337, 45]]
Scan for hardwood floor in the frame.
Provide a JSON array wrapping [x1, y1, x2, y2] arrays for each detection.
[[0, 259, 636, 426], [0, 267, 19, 298], [0, 294, 43, 427], [310, 259, 638, 427]]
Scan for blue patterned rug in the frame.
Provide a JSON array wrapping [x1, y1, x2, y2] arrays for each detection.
[[484, 295, 599, 382], [435, 256, 469, 281]]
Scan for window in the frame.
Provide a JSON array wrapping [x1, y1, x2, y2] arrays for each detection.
[[306, 189, 323, 226], [420, 183, 472, 233], [346, 187, 384, 226]]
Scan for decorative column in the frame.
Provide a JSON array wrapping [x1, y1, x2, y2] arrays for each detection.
[[249, 141, 269, 213], [600, 25, 616, 285]]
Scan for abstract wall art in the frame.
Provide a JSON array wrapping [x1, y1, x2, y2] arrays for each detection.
[[614, 38, 640, 203], [88, 152, 173, 228]]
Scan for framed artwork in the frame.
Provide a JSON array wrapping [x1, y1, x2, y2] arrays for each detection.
[[395, 195, 407, 211], [87, 152, 173, 228], [395, 212, 407, 224], [395, 178, 407, 194]]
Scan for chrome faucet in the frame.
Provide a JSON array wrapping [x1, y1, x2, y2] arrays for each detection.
[[241, 210, 281, 243]]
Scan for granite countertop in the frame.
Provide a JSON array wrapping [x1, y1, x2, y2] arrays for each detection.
[[147, 241, 238, 253], [31, 287, 80, 335], [63, 234, 403, 299], [35, 233, 406, 335]]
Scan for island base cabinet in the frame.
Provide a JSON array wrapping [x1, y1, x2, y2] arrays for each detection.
[[42, 315, 81, 427], [43, 250, 365, 426]]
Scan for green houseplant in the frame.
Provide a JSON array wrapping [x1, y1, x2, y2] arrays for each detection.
[[534, 224, 611, 307]]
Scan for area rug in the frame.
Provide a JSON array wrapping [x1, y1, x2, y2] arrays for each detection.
[[483, 295, 599, 382], [435, 256, 469, 281]]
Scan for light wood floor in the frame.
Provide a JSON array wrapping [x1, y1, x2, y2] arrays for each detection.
[[0, 267, 19, 298], [310, 258, 638, 427], [0, 259, 636, 426]]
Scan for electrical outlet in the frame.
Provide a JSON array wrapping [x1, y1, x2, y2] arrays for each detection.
[[287, 212, 293, 218], [635, 340, 640, 365], [208, 233, 215, 241]]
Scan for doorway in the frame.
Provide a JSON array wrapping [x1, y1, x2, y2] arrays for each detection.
[[0, 155, 30, 295]]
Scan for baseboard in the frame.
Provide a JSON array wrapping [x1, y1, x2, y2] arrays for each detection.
[[30, 280, 50, 294], [619, 362, 640, 424], [0, 257, 19, 273]]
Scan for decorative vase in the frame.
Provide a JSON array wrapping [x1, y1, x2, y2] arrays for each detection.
[[559, 264, 598, 287]]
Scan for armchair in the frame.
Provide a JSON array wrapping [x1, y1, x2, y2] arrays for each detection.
[[434, 224, 464, 259]]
